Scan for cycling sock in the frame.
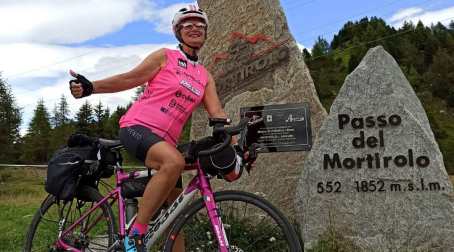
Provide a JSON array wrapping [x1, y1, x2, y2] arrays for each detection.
[[129, 221, 148, 236]]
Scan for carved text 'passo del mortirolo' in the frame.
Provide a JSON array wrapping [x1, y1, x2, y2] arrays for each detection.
[[323, 114, 430, 169]]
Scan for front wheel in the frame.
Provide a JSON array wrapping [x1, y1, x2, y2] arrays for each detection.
[[164, 190, 302, 252], [23, 185, 116, 252]]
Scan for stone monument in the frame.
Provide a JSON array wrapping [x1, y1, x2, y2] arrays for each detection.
[[297, 46, 454, 250], [193, 0, 327, 218]]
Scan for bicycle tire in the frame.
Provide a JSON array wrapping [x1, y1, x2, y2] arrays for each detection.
[[24, 185, 116, 252], [163, 190, 302, 252]]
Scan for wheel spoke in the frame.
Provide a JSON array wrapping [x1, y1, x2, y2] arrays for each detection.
[[165, 191, 301, 251], [25, 187, 117, 252]]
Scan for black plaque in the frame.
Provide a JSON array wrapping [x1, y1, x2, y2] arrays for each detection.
[[240, 103, 312, 152]]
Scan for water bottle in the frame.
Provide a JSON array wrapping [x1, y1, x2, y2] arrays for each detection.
[[125, 198, 138, 224]]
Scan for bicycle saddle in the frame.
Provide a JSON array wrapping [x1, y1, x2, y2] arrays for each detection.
[[98, 138, 123, 149]]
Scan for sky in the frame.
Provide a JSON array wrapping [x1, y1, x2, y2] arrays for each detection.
[[0, 0, 453, 135]]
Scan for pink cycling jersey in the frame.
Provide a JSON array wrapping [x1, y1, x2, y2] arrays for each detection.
[[119, 48, 209, 145]]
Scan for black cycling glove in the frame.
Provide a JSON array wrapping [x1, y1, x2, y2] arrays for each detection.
[[69, 72, 93, 98]]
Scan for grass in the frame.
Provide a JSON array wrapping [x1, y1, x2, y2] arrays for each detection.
[[0, 167, 121, 251], [0, 167, 48, 251]]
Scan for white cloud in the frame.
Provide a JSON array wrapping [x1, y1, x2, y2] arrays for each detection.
[[1, 43, 174, 80], [0, 0, 152, 44], [389, 6, 454, 28], [5, 42, 176, 134], [0, 0, 196, 44], [145, 2, 195, 34], [389, 7, 424, 22]]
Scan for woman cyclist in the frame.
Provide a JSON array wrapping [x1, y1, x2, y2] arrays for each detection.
[[70, 5, 244, 251]]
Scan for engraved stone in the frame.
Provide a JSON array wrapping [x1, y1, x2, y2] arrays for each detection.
[[297, 46, 454, 250], [193, 0, 327, 219]]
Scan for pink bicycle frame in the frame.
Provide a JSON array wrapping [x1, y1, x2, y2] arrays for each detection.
[[189, 163, 230, 251], [56, 168, 129, 251], [56, 162, 231, 252]]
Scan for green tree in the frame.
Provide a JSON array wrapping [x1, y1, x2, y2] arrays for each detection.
[[56, 95, 71, 126], [428, 49, 454, 99], [93, 101, 110, 137], [75, 100, 94, 135], [21, 99, 52, 163], [447, 89, 454, 107], [105, 105, 127, 138], [0, 75, 22, 163], [311, 37, 330, 58], [51, 95, 71, 128], [49, 95, 75, 152]]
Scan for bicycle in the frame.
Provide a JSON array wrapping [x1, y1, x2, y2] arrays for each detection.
[[24, 117, 302, 251]]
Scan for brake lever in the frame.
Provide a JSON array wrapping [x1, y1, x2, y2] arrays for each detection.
[[245, 143, 261, 173]]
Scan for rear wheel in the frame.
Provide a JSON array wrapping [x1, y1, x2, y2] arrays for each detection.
[[164, 190, 302, 251], [24, 185, 116, 251]]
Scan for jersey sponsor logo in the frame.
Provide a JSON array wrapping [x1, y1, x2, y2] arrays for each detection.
[[175, 90, 195, 103], [178, 58, 187, 69], [169, 99, 186, 113], [175, 68, 203, 85], [180, 80, 201, 96], [160, 106, 185, 123]]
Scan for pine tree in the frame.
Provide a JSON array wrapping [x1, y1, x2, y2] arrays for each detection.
[[55, 95, 70, 127], [0, 75, 22, 163], [105, 105, 127, 138], [302, 48, 312, 61], [93, 101, 110, 137], [21, 99, 52, 163], [75, 100, 94, 135], [51, 104, 58, 128], [311, 37, 330, 58], [429, 49, 454, 99], [49, 95, 74, 152]]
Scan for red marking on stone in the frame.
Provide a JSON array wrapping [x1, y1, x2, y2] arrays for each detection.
[[212, 52, 230, 64], [208, 52, 230, 71], [250, 38, 290, 60], [209, 31, 288, 74], [230, 32, 272, 44]]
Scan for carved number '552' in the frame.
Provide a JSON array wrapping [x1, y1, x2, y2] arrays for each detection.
[[317, 181, 341, 193]]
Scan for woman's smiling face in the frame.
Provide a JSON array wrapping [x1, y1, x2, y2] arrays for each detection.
[[179, 17, 207, 48]]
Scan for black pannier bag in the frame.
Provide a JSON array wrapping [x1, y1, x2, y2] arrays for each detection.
[[45, 145, 98, 201], [97, 145, 117, 178], [199, 143, 241, 181], [182, 136, 242, 181]]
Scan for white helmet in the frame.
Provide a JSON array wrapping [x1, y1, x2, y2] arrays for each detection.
[[172, 5, 208, 49], [172, 5, 208, 33]]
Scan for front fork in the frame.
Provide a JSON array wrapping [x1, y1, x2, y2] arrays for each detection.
[[197, 167, 230, 252]]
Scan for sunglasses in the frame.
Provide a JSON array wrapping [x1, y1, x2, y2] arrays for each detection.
[[180, 22, 206, 31]]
